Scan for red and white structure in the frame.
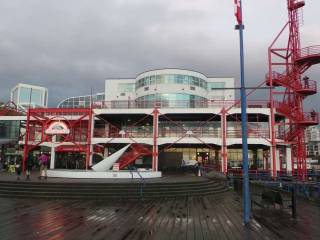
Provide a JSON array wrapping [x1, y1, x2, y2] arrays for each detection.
[[1, 66, 316, 179], [52, 69, 276, 178], [266, 0, 320, 180], [1, 1, 319, 180]]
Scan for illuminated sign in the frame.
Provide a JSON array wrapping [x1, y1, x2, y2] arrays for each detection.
[[45, 121, 70, 135]]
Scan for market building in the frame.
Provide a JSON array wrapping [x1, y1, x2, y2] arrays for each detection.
[[1, 69, 318, 177]]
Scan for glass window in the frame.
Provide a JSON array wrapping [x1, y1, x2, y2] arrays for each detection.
[[208, 82, 225, 90], [194, 78, 199, 86], [136, 74, 207, 90], [118, 83, 135, 92], [183, 76, 190, 85], [19, 87, 31, 103], [44, 91, 47, 106], [31, 89, 42, 106], [0, 121, 20, 139], [136, 93, 207, 108], [169, 75, 175, 83], [12, 89, 18, 103], [97, 94, 105, 100], [149, 76, 155, 85]]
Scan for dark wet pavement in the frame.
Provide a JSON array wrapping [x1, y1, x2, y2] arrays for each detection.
[[0, 192, 319, 240]]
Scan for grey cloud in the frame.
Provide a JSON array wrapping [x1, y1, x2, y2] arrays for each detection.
[[0, 0, 319, 108]]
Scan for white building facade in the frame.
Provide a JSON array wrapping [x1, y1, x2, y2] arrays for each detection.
[[88, 68, 290, 174], [7, 69, 299, 177], [11, 83, 48, 110], [104, 69, 235, 108]]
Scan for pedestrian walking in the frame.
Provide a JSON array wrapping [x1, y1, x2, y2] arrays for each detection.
[[38, 152, 49, 180], [15, 155, 22, 180], [26, 153, 34, 180]]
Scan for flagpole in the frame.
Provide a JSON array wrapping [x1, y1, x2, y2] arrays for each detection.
[[235, 0, 251, 224]]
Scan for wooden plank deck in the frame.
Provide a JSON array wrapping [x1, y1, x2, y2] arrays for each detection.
[[0, 192, 319, 240]]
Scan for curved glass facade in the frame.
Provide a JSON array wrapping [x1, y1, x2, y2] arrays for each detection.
[[136, 93, 207, 108], [58, 93, 105, 108], [136, 74, 207, 90]]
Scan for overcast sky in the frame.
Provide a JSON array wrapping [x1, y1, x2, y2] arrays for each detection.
[[0, 0, 319, 108]]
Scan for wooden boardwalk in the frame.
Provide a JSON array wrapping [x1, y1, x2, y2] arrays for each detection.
[[0, 192, 319, 240]]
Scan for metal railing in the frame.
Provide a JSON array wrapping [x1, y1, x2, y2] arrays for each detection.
[[93, 128, 270, 139], [227, 129, 270, 138], [297, 79, 317, 92], [92, 100, 270, 110], [93, 128, 153, 138], [227, 169, 320, 182], [274, 101, 319, 123], [298, 45, 320, 58], [265, 71, 284, 83], [129, 166, 146, 199], [266, 71, 317, 93], [299, 111, 319, 123], [158, 129, 221, 138]]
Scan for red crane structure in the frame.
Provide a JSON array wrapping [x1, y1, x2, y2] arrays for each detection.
[[266, 0, 320, 180]]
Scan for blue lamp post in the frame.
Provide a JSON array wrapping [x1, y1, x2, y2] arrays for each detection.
[[235, 0, 251, 224]]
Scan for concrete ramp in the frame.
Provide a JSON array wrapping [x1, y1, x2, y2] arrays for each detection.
[[92, 144, 131, 172]]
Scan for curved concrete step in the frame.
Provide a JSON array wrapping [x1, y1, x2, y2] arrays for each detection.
[[0, 188, 229, 200], [0, 178, 228, 199]]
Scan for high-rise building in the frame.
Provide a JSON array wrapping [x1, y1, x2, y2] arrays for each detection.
[[305, 125, 320, 157]]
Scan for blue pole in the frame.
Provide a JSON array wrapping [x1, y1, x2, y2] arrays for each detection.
[[237, 1, 251, 224]]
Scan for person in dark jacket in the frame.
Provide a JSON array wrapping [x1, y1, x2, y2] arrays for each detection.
[[15, 155, 22, 181], [26, 153, 34, 180]]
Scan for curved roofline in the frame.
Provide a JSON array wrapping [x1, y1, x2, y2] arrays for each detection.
[[135, 68, 209, 78], [104, 69, 235, 80], [57, 92, 105, 107]]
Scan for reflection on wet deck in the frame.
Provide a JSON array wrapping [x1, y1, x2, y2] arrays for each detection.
[[0, 192, 319, 240]]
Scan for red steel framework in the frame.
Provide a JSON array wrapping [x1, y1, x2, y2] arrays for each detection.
[[23, 108, 93, 171], [93, 97, 275, 173], [0, 102, 21, 116], [267, 0, 320, 180], [17, 2, 320, 178]]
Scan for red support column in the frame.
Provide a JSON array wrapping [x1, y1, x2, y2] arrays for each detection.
[[85, 110, 93, 170], [291, 145, 295, 175], [23, 109, 31, 172], [221, 108, 228, 173], [269, 106, 277, 178], [152, 108, 159, 171]]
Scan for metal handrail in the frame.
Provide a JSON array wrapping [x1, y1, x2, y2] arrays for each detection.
[[129, 166, 146, 199], [227, 129, 270, 138], [298, 45, 320, 58], [265, 71, 284, 81], [266, 71, 317, 92], [93, 128, 270, 139], [92, 100, 270, 110]]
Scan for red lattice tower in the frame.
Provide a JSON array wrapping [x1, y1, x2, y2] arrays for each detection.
[[267, 0, 320, 180]]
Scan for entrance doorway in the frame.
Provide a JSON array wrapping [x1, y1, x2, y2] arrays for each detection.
[[196, 152, 210, 165]]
